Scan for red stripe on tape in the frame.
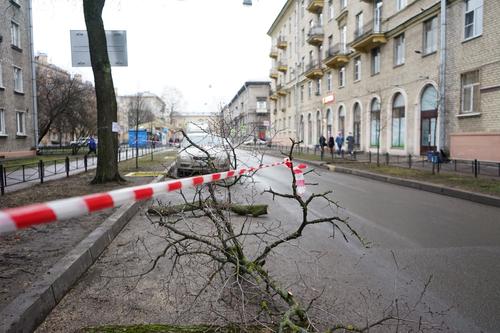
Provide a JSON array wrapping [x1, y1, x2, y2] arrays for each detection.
[[212, 173, 221, 181], [8, 204, 57, 229], [227, 170, 235, 177], [168, 181, 182, 191], [84, 194, 114, 212], [193, 176, 204, 186], [134, 187, 154, 200]]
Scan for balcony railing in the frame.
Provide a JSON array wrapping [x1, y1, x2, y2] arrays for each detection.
[[307, 25, 324, 46], [276, 83, 287, 95], [351, 18, 387, 52], [323, 43, 349, 68], [269, 47, 278, 59], [277, 61, 288, 73], [269, 69, 279, 79], [304, 60, 323, 79], [277, 36, 287, 49]]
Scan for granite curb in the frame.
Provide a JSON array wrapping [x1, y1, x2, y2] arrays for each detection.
[[0, 161, 175, 333], [263, 150, 500, 208]]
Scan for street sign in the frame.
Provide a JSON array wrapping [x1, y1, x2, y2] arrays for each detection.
[[70, 30, 128, 67]]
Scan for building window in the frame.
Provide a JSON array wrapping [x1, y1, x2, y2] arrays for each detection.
[[370, 98, 381, 146], [354, 56, 361, 81], [256, 98, 267, 111], [394, 34, 405, 66], [16, 111, 26, 135], [300, 85, 304, 102], [423, 17, 438, 55], [340, 0, 347, 10], [464, 0, 483, 40], [316, 79, 321, 95], [338, 106, 345, 135], [301, 0, 305, 17], [461, 70, 480, 114], [301, 28, 305, 46], [308, 81, 312, 98], [0, 109, 5, 134], [301, 56, 305, 73], [11, 21, 21, 48], [328, 0, 334, 19], [326, 109, 333, 137], [13, 66, 23, 93], [289, 17, 292, 33], [396, 0, 406, 11], [339, 66, 345, 87], [391, 93, 405, 148], [371, 47, 380, 75], [327, 72, 332, 91], [355, 12, 364, 37], [0, 63, 3, 87], [353, 103, 361, 148]]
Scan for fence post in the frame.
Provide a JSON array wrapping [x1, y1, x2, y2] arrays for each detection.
[[408, 154, 412, 169], [368, 151, 372, 164], [65, 156, 70, 177], [474, 159, 478, 178], [22, 165, 26, 182], [39, 160, 44, 184], [0, 164, 4, 195], [126, 148, 128, 160], [84, 154, 88, 172], [385, 152, 389, 166], [353, 151, 357, 161]]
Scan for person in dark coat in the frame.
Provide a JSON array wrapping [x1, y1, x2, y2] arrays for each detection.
[[335, 132, 344, 155], [346, 132, 354, 155], [328, 135, 335, 157], [87, 136, 97, 156], [319, 135, 327, 160]]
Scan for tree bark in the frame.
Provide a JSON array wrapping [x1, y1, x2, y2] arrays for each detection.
[[83, 0, 124, 183]]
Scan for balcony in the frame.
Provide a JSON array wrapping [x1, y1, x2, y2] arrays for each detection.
[[270, 91, 278, 101], [269, 47, 278, 59], [351, 19, 387, 52], [306, 0, 324, 14], [277, 61, 288, 73], [304, 61, 323, 79], [307, 25, 324, 46], [269, 69, 279, 79], [277, 36, 287, 49], [277, 84, 287, 96], [323, 43, 350, 69]]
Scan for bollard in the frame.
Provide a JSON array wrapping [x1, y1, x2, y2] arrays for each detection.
[[474, 159, 478, 178], [0, 164, 4, 195], [126, 148, 128, 160], [84, 154, 88, 172], [385, 152, 390, 165], [408, 154, 412, 169], [39, 160, 44, 184], [54, 160, 57, 174], [65, 156, 70, 177]]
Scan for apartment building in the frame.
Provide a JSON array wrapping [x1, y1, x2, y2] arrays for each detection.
[[0, 0, 36, 158], [445, 0, 500, 161], [223, 81, 271, 141], [269, 0, 500, 161]]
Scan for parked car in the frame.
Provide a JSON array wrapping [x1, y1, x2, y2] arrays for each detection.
[[175, 133, 230, 177]]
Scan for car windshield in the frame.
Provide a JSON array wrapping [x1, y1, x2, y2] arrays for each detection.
[[181, 135, 223, 148]]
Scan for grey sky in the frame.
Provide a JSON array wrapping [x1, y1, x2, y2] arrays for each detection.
[[32, 0, 285, 113]]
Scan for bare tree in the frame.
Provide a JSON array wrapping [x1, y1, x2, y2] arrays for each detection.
[[127, 92, 154, 169], [83, 0, 123, 183], [161, 86, 185, 125]]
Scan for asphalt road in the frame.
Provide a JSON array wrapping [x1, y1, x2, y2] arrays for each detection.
[[38, 149, 500, 332], [237, 149, 500, 332]]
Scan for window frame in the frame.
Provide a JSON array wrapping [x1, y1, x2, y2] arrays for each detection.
[[10, 20, 21, 49], [391, 93, 406, 148], [371, 47, 381, 75], [0, 62, 4, 88], [460, 70, 480, 114], [16, 110, 26, 136], [0, 108, 6, 135], [354, 56, 361, 82], [394, 33, 405, 66], [327, 72, 332, 91], [339, 66, 346, 88], [423, 16, 438, 55], [464, 0, 483, 40], [396, 0, 406, 11], [13, 66, 23, 93], [370, 99, 381, 147]]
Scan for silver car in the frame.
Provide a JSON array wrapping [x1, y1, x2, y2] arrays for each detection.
[[175, 133, 230, 177]]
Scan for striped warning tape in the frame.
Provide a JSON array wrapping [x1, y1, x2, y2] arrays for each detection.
[[0, 160, 307, 234]]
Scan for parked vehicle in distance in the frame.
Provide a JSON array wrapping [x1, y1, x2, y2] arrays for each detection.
[[175, 133, 230, 177], [242, 138, 267, 145]]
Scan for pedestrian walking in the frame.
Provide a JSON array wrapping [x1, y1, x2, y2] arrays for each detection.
[[319, 135, 327, 160], [335, 132, 344, 156], [346, 132, 354, 156], [86, 136, 97, 156], [328, 135, 335, 159]]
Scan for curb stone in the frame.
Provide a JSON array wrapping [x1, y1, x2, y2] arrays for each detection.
[[262, 150, 500, 208], [0, 160, 176, 333]]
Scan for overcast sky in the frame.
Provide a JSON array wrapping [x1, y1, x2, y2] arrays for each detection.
[[32, 0, 286, 113]]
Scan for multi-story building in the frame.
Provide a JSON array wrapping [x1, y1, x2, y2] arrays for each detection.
[[223, 81, 271, 141], [269, 0, 499, 160], [445, 0, 500, 161], [0, 0, 36, 158]]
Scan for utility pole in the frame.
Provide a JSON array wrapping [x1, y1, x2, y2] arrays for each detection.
[[437, 0, 447, 152]]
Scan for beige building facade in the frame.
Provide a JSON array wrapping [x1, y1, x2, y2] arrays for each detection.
[[269, 0, 500, 160], [0, 0, 36, 158]]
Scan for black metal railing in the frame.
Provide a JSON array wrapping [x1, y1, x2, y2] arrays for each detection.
[[308, 25, 324, 38], [306, 60, 321, 72], [325, 43, 348, 58], [354, 18, 384, 40]]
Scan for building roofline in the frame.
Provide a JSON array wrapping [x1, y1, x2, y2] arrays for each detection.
[[267, 0, 295, 36], [228, 81, 271, 107]]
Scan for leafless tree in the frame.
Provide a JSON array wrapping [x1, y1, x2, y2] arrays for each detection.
[[127, 92, 154, 169]]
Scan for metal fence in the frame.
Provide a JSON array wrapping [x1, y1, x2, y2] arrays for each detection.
[[0, 146, 166, 195], [263, 144, 500, 179]]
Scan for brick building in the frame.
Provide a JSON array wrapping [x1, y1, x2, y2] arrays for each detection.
[[0, 0, 36, 158]]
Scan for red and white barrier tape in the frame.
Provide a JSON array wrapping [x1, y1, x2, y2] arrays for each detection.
[[0, 160, 307, 234]]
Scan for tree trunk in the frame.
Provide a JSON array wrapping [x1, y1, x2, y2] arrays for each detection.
[[83, 0, 124, 183]]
